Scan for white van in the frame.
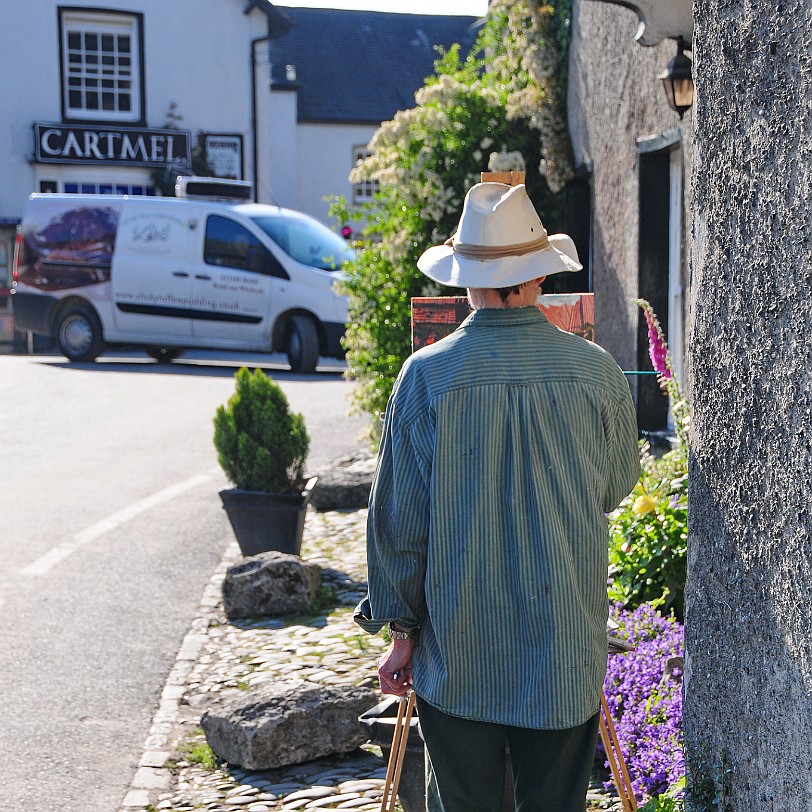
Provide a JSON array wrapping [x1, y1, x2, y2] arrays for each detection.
[[11, 179, 352, 372]]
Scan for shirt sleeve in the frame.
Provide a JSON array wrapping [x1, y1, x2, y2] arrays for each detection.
[[603, 379, 642, 513], [353, 392, 430, 636]]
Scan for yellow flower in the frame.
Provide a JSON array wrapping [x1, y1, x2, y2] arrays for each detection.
[[633, 494, 658, 518]]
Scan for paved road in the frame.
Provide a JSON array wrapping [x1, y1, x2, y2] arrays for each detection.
[[0, 350, 369, 812]]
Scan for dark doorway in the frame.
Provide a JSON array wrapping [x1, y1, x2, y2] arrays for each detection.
[[543, 176, 592, 294], [637, 150, 671, 432]]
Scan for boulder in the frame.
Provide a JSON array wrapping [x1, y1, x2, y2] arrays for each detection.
[[309, 449, 376, 512], [222, 551, 321, 620], [201, 679, 378, 770]]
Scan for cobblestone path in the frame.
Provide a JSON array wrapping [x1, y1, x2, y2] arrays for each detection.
[[119, 509, 622, 812]]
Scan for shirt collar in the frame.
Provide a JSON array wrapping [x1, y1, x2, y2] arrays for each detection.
[[460, 306, 549, 328]]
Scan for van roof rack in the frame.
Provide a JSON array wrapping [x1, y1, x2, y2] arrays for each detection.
[[174, 176, 254, 202]]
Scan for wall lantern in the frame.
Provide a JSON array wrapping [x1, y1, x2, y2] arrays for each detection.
[[659, 37, 694, 118]]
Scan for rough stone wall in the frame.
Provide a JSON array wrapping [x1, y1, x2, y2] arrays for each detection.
[[685, 0, 812, 808], [568, 1, 693, 372]]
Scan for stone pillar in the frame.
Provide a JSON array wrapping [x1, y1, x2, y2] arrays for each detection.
[[685, 2, 812, 809]]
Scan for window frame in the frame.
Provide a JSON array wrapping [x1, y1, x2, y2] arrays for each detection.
[[58, 6, 146, 125], [352, 145, 378, 204]]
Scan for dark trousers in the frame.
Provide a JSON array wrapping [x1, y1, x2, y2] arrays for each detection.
[[416, 695, 599, 812]]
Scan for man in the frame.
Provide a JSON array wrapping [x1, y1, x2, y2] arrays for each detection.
[[354, 182, 640, 812]]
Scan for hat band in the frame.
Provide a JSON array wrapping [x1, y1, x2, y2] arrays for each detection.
[[444, 233, 549, 260]]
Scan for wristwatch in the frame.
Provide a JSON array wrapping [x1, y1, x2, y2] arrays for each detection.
[[388, 623, 417, 641]]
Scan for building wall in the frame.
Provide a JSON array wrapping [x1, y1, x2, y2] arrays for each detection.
[[263, 88, 298, 208], [0, 0, 264, 216], [296, 122, 379, 226], [685, 1, 812, 805], [567, 1, 694, 394]]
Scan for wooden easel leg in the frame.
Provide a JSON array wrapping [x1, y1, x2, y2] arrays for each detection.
[[379, 691, 416, 812], [599, 692, 638, 812]]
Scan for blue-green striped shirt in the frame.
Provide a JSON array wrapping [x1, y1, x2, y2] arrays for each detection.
[[355, 307, 640, 729]]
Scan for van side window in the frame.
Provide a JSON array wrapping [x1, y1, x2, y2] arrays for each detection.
[[204, 215, 288, 278], [251, 214, 353, 271]]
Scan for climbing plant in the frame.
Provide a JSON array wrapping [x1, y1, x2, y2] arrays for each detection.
[[150, 102, 215, 196], [331, 1, 577, 442]]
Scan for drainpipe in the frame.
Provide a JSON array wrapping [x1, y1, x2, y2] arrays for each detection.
[[250, 35, 270, 203]]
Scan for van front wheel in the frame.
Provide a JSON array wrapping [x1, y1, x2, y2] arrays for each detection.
[[55, 303, 104, 362], [286, 315, 319, 374]]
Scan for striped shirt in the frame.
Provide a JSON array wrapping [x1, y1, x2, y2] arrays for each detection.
[[354, 306, 640, 729]]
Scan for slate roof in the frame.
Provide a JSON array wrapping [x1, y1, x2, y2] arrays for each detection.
[[268, 7, 480, 124]]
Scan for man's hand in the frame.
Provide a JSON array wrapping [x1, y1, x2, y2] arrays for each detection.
[[377, 639, 413, 696]]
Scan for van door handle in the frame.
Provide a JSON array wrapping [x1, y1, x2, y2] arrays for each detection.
[[195, 274, 211, 281], [173, 271, 189, 278]]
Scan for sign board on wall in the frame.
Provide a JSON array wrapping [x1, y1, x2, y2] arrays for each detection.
[[33, 123, 191, 168], [204, 134, 244, 180]]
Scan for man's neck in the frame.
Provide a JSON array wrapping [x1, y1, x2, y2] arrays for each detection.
[[468, 283, 540, 310]]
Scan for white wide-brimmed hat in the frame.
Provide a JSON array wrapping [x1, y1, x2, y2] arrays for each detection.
[[417, 182, 582, 288]]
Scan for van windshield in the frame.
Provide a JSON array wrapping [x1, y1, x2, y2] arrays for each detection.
[[250, 214, 354, 271]]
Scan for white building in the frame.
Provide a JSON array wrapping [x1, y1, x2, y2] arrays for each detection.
[[0, 1, 476, 344]]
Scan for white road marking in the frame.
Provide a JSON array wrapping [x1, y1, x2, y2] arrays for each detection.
[[19, 473, 213, 577]]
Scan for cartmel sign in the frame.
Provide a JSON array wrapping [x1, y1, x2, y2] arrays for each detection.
[[33, 123, 191, 169]]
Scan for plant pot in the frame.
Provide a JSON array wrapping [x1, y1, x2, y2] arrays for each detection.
[[219, 476, 318, 557]]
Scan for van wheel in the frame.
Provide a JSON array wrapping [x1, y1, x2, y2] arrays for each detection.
[[55, 303, 104, 362], [286, 315, 319, 373], [146, 347, 186, 363]]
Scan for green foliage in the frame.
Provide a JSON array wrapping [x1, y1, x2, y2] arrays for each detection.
[[308, 584, 340, 616], [331, 1, 577, 442], [150, 102, 215, 196], [608, 444, 688, 619], [178, 733, 219, 771], [609, 301, 690, 619], [685, 748, 733, 812], [213, 367, 309, 493], [545, 0, 575, 104], [640, 777, 686, 812]]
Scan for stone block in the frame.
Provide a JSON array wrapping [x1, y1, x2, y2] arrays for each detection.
[[222, 551, 322, 620], [201, 679, 377, 770], [309, 452, 375, 512]]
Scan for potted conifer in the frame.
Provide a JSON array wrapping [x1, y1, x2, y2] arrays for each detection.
[[214, 367, 317, 557]]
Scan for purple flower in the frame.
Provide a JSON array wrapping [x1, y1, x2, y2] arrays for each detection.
[[644, 312, 672, 380], [602, 603, 684, 803]]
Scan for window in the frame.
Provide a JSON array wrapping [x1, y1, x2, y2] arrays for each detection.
[[250, 213, 354, 271], [62, 182, 154, 195], [60, 9, 143, 122], [0, 240, 10, 314], [0, 242, 8, 288], [352, 145, 378, 203], [205, 216, 284, 277]]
